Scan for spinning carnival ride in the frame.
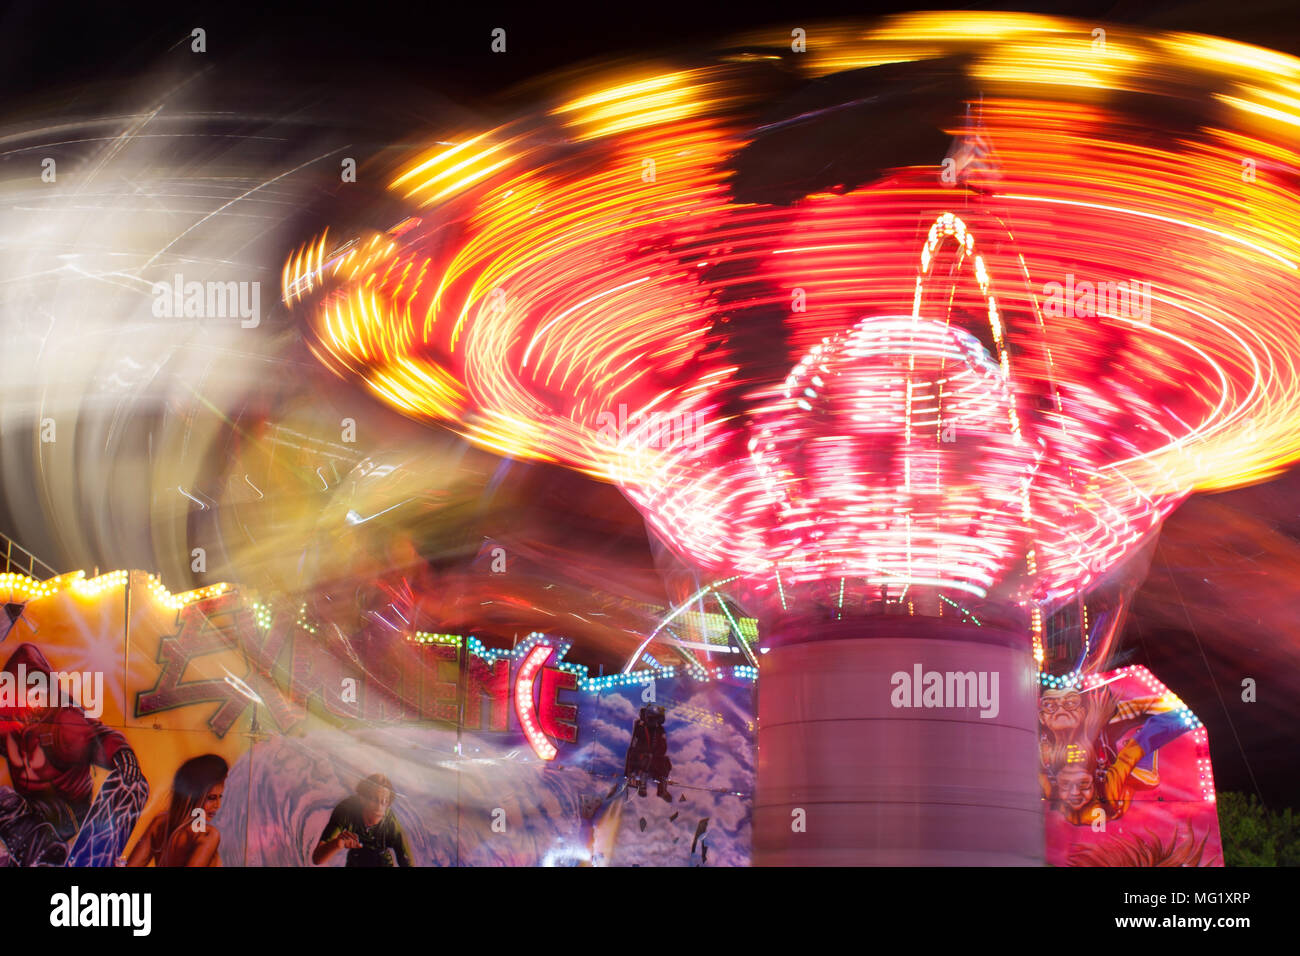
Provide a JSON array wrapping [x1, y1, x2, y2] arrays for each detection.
[[284, 14, 1300, 863]]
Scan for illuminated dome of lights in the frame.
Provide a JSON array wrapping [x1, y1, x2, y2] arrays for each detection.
[[285, 13, 1300, 630]]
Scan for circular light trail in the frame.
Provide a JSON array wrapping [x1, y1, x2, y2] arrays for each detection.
[[285, 13, 1300, 626]]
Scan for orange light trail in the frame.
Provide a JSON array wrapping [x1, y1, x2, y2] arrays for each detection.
[[284, 14, 1300, 619]]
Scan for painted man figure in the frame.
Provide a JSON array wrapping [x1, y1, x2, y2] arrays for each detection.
[[0, 643, 147, 866]]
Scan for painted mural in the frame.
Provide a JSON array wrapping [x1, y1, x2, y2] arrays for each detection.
[[0, 569, 1220, 865], [1040, 667, 1222, 866], [0, 570, 753, 866]]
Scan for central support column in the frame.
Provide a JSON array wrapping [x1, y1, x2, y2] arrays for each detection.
[[753, 619, 1043, 865]]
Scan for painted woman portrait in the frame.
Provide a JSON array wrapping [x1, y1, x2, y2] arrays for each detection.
[[125, 754, 228, 867]]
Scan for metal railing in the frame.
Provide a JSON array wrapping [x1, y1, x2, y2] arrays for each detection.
[[1, 532, 60, 580]]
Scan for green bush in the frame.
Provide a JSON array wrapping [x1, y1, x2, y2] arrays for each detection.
[[1216, 792, 1300, 866]]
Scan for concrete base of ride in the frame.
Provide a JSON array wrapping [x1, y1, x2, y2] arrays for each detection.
[[753, 619, 1044, 866]]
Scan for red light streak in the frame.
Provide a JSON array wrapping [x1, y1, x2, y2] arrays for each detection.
[[285, 17, 1300, 621]]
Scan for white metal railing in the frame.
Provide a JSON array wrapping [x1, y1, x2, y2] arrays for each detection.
[[0, 532, 59, 580]]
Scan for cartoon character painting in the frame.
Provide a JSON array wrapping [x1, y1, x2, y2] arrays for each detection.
[[0, 643, 148, 866], [1041, 682, 1189, 824], [1039, 669, 1222, 866]]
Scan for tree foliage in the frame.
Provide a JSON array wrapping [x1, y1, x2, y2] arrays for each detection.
[[1216, 792, 1300, 866]]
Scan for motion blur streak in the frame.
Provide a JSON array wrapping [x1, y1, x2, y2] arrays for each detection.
[[288, 14, 1300, 624], [0, 84, 516, 606], [0, 100, 322, 583]]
